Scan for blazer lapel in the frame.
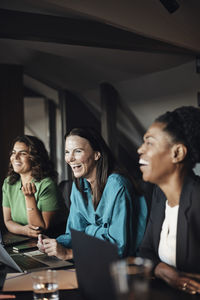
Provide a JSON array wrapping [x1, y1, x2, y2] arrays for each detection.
[[153, 188, 166, 251], [176, 175, 193, 270]]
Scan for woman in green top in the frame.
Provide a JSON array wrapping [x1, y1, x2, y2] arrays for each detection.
[[2, 135, 66, 238]]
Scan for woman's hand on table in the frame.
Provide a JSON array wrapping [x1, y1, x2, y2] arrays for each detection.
[[155, 262, 200, 294], [37, 233, 48, 252], [23, 224, 42, 238], [37, 234, 73, 260]]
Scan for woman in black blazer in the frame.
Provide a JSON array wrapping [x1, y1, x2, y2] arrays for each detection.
[[137, 106, 200, 294]]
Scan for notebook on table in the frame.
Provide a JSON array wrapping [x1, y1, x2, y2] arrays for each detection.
[[12, 240, 38, 252], [71, 229, 118, 300], [1, 231, 40, 252], [2, 231, 31, 247]]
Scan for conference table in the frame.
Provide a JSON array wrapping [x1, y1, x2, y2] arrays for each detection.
[[1, 233, 199, 300], [2, 274, 200, 299]]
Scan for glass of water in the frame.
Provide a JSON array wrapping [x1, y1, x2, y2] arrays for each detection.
[[110, 257, 153, 300], [31, 269, 59, 300]]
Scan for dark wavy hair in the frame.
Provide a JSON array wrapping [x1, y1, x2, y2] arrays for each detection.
[[155, 106, 200, 170], [65, 127, 123, 205], [8, 135, 57, 184]]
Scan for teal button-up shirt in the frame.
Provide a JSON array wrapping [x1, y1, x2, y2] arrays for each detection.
[[57, 173, 147, 257]]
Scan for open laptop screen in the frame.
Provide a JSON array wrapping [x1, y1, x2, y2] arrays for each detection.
[[71, 229, 118, 300]]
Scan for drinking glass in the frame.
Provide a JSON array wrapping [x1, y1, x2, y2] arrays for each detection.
[[31, 269, 59, 300], [110, 257, 153, 300]]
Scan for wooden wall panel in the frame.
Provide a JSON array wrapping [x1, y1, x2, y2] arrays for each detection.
[[100, 83, 118, 158]]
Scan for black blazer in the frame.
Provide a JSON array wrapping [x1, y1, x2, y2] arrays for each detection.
[[139, 172, 200, 273]]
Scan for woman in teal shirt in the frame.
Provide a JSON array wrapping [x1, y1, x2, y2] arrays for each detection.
[[38, 127, 147, 258]]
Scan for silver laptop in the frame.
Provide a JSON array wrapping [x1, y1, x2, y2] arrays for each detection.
[[0, 232, 73, 273]]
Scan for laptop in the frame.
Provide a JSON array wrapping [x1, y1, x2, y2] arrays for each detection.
[[0, 232, 73, 273], [71, 229, 119, 300]]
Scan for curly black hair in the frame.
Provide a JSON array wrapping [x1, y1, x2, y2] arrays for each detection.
[[8, 135, 57, 184], [155, 106, 200, 170]]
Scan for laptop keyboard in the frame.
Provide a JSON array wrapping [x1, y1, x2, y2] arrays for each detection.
[[12, 254, 47, 271]]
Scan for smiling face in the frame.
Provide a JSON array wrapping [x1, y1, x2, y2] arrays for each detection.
[[65, 135, 100, 182], [10, 142, 32, 176], [137, 122, 177, 185]]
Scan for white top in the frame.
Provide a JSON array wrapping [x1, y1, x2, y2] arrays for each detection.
[[158, 201, 179, 267]]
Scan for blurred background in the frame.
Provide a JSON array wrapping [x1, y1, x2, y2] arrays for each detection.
[[0, 0, 200, 195]]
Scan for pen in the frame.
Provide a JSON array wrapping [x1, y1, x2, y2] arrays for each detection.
[[0, 295, 16, 299], [5, 274, 26, 280]]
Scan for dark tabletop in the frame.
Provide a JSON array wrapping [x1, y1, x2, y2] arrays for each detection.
[[1, 279, 200, 300], [1, 235, 199, 300]]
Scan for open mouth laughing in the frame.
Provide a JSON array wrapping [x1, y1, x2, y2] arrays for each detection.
[[71, 164, 82, 171], [139, 158, 149, 166]]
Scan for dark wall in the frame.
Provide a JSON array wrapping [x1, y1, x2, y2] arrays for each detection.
[[0, 64, 24, 228], [65, 91, 100, 133]]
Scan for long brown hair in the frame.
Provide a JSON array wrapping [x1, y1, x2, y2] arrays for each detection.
[[65, 127, 122, 206]]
